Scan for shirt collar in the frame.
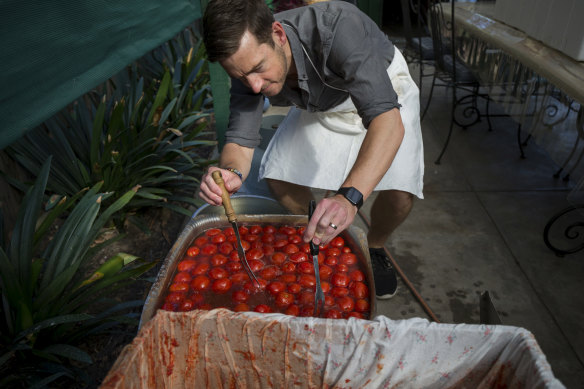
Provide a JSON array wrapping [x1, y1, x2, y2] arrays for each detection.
[[282, 23, 308, 84]]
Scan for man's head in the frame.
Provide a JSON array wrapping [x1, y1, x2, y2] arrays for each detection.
[[203, 0, 293, 97]]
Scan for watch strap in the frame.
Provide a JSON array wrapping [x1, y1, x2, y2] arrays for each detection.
[[336, 187, 364, 210]]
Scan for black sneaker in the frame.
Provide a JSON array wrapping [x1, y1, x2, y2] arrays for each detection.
[[369, 248, 398, 299]]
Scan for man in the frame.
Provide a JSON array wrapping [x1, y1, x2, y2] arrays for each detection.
[[198, 0, 424, 299]]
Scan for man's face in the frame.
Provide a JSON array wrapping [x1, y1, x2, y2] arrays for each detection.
[[221, 29, 289, 97]]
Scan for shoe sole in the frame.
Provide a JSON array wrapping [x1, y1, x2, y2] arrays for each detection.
[[376, 287, 398, 300]]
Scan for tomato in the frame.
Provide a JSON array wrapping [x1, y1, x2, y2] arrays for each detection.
[[346, 312, 365, 319], [230, 272, 248, 284], [248, 259, 264, 272], [275, 291, 294, 307], [351, 281, 369, 299], [254, 304, 272, 313], [341, 246, 352, 253], [247, 248, 264, 260], [330, 236, 345, 248], [271, 252, 286, 265], [245, 234, 260, 243], [297, 226, 306, 235], [249, 225, 263, 235], [211, 233, 226, 244], [319, 265, 333, 280], [317, 252, 325, 265], [243, 278, 268, 292], [300, 243, 310, 254], [355, 298, 370, 312], [278, 274, 296, 283], [324, 295, 335, 306], [189, 293, 204, 305], [211, 278, 232, 294], [266, 281, 286, 295], [283, 244, 299, 255], [161, 302, 175, 311], [298, 262, 314, 274], [226, 262, 243, 273], [229, 251, 241, 262], [169, 282, 189, 293], [288, 234, 302, 244], [349, 270, 365, 282], [263, 225, 276, 234], [178, 259, 197, 272], [278, 226, 296, 235], [223, 227, 235, 236], [218, 242, 233, 255], [227, 235, 238, 243], [325, 309, 342, 319], [331, 287, 350, 297], [234, 303, 250, 312], [199, 303, 212, 310], [298, 291, 314, 305], [232, 290, 249, 303], [300, 305, 315, 317], [326, 247, 341, 257], [165, 292, 185, 304], [340, 253, 357, 266], [285, 304, 300, 316], [240, 240, 251, 252], [298, 274, 316, 288], [289, 252, 308, 263], [250, 240, 263, 250], [238, 226, 249, 236], [195, 237, 209, 248], [209, 267, 228, 280], [191, 263, 210, 276], [331, 273, 350, 288], [211, 254, 228, 267], [180, 299, 195, 311], [281, 262, 296, 273], [287, 282, 302, 294], [259, 266, 278, 280], [337, 296, 355, 312], [336, 264, 349, 273], [274, 239, 288, 249], [321, 281, 331, 294], [201, 243, 218, 255], [262, 234, 275, 244], [190, 275, 211, 291], [186, 246, 200, 257], [206, 228, 222, 237], [324, 256, 338, 266], [174, 271, 192, 283], [262, 244, 275, 256]]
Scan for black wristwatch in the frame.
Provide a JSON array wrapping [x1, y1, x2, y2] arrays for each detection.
[[336, 187, 363, 210]]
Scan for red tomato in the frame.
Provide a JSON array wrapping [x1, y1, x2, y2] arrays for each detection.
[[324, 256, 338, 266], [330, 236, 345, 248], [336, 264, 349, 273], [326, 247, 341, 257], [283, 244, 299, 255], [190, 275, 211, 291], [248, 259, 264, 272], [274, 239, 288, 249], [299, 305, 315, 317], [211, 278, 232, 294], [340, 253, 357, 266], [189, 293, 204, 305], [227, 235, 237, 243], [174, 272, 192, 283], [234, 303, 250, 312], [317, 252, 325, 265], [209, 267, 228, 280], [285, 304, 300, 316], [278, 274, 296, 283], [325, 309, 342, 319], [179, 299, 195, 312], [230, 272, 248, 284], [298, 291, 314, 305], [350, 270, 365, 282], [324, 295, 335, 306], [319, 265, 333, 280], [245, 234, 260, 243], [192, 263, 210, 276], [331, 287, 350, 297], [297, 226, 306, 235], [254, 304, 272, 313], [178, 259, 197, 272], [259, 266, 278, 280], [238, 226, 249, 236], [211, 233, 226, 244], [206, 228, 222, 237], [262, 234, 275, 244], [271, 252, 286, 265], [201, 243, 217, 255], [169, 282, 189, 293], [199, 303, 212, 310], [351, 282, 369, 299], [165, 292, 185, 304], [211, 254, 228, 267], [321, 281, 331, 294], [266, 281, 286, 295], [287, 282, 302, 294], [331, 273, 350, 288], [298, 274, 316, 288], [337, 296, 355, 312], [300, 243, 310, 254], [232, 290, 249, 303], [263, 245, 275, 256], [250, 240, 263, 250], [249, 225, 263, 235], [280, 262, 295, 273], [247, 248, 264, 260], [240, 240, 251, 252], [186, 246, 200, 257], [263, 225, 276, 234], [226, 262, 243, 273], [341, 246, 352, 253], [288, 234, 302, 244], [298, 262, 314, 274], [229, 251, 241, 262], [278, 226, 296, 235], [275, 291, 294, 307], [223, 227, 235, 236], [194, 236, 209, 247], [218, 242, 233, 255], [355, 298, 370, 312], [346, 312, 365, 319], [161, 302, 175, 311], [289, 252, 308, 263], [243, 278, 268, 292]]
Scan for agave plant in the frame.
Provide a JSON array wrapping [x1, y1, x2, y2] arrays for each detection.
[[0, 157, 156, 387]]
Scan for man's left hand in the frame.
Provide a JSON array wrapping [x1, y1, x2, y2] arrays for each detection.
[[303, 195, 358, 246]]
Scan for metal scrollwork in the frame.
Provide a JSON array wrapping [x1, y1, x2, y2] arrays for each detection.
[[543, 205, 584, 257]]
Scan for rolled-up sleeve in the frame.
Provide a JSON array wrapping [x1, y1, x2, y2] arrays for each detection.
[[225, 78, 265, 148]]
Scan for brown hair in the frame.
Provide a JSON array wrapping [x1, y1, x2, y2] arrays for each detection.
[[203, 0, 276, 63]]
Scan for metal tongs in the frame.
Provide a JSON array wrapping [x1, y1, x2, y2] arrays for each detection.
[[309, 200, 325, 317], [212, 171, 261, 288]]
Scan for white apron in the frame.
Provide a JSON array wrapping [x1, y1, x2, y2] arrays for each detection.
[[258, 48, 424, 199]]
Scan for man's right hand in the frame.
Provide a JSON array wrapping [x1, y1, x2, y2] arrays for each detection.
[[198, 167, 243, 206]]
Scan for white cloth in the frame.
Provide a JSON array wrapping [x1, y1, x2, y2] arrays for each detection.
[[258, 48, 425, 199]]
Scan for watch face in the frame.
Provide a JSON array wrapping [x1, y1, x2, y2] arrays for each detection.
[[338, 187, 363, 209]]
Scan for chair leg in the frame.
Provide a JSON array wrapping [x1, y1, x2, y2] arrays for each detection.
[[421, 72, 438, 120], [516, 123, 526, 159]]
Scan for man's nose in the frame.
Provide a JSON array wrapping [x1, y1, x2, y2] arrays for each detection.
[[246, 75, 263, 94]]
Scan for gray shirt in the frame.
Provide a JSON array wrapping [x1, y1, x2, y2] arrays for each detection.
[[226, 1, 399, 148]]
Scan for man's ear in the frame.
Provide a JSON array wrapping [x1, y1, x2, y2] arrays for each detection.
[[272, 22, 287, 46]]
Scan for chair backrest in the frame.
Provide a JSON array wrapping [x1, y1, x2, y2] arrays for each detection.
[[427, 0, 456, 74]]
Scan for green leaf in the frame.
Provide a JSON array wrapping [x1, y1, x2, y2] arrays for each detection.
[[90, 96, 107, 173], [146, 71, 171, 124], [15, 313, 93, 341], [43, 344, 93, 364]]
